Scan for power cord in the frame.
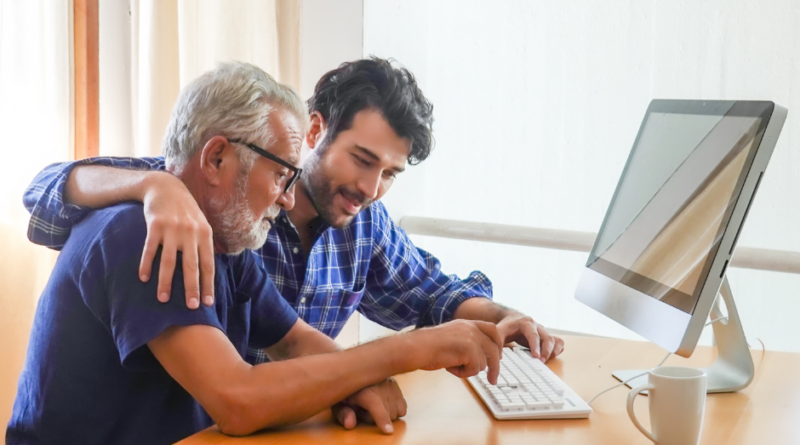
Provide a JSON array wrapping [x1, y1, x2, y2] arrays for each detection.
[[586, 316, 736, 406], [586, 351, 670, 405]]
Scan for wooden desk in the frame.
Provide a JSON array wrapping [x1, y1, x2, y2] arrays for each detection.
[[177, 334, 800, 444]]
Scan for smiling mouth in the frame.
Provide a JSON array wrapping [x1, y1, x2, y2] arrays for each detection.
[[340, 193, 363, 215]]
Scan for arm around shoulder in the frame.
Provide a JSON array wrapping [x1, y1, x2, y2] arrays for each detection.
[[24, 157, 166, 248]]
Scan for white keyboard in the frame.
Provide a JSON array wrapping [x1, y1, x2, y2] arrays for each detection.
[[467, 347, 592, 420]]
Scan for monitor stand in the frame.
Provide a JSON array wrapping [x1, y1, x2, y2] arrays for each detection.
[[612, 276, 755, 393]]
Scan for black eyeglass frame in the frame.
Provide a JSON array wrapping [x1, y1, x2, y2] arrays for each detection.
[[229, 138, 302, 194]]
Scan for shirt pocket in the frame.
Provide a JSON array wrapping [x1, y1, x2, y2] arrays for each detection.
[[314, 286, 365, 337], [340, 286, 365, 308]]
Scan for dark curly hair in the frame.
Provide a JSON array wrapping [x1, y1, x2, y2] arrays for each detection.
[[307, 57, 434, 165]]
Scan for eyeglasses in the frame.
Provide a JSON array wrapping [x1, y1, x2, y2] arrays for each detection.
[[229, 138, 302, 194]]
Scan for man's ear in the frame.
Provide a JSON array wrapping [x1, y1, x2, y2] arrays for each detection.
[[306, 111, 328, 150], [199, 136, 234, 186]]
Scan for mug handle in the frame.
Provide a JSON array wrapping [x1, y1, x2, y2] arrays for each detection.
[[627, 383, 657, 443]]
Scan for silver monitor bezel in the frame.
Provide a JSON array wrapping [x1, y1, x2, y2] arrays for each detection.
[[575, 100, 787, 357]]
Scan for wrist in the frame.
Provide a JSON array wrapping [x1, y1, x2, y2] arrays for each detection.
[[140, 171, 178, 203], [386, 330, 431, 373], [454, 297, 507, 324], [398, 328, 438, 371]]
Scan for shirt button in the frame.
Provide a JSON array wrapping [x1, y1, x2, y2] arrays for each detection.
[[292, 247, 299, 254], [300, 297, 307, 304], [283, 218, 288, 223]]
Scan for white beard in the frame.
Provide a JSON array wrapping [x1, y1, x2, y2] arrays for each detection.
[[209, 176, 280, 255]]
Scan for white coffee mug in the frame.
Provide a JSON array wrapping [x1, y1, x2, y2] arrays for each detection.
[[626, 366, 707, 445]]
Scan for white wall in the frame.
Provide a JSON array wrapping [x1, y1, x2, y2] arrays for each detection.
[[300, 0, 363, 100], [300, 0, 368, 347], [363, 0, 800, 351]]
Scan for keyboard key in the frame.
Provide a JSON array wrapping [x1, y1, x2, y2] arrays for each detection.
[[468, 347, 592, 419], [525, 399, 552, 409]]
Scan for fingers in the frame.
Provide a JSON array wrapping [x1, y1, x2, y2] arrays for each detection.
[[460, 344, 486, 378], [390, 379, 408, 418], [157, 238, 182, 308], [141, 176, 214, 309], [479, 333, 502, 385], [518, 319, 543, 359], [354, 389, 394, 434], [342, 380, 405, 434], [379, 378, 405, 420], [538, 326, 556, 362], [140, 232, 159, 296], [182, 242, 201, 310], [551, 336, 565, 358], [473, 321, 504, 352], [332, 404, 357, 430], [198, 226, 215, 306], [471, 321, 502, 384]]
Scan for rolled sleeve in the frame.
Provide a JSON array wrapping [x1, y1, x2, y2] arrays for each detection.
[[359, 202, 493, 330], [24, 156, 166, 249]]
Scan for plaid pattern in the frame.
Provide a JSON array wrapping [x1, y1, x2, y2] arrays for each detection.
[[25, 157, 167, 249], [24, 157, 494, 363]]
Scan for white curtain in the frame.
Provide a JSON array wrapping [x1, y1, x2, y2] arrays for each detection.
[[122, 0, 301, 157], [0, 0, 71, 436]]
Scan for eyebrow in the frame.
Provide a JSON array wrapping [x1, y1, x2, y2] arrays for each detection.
[[354, 145, 406, 173]]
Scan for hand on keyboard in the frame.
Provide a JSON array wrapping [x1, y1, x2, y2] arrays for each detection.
[[414, 320, 504, 384], [467, 347, 592, 419], [497, 314, 565, 362]]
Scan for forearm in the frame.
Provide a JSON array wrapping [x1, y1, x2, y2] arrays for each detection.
[[263, 324, 343, 361], [453, 297, 513, 324], [64, 165, 169, 208], [222, 332, 423, 435]]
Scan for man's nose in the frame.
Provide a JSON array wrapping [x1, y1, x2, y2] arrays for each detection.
[[356, 172, 381, 201], [277, 188, 296, 211]]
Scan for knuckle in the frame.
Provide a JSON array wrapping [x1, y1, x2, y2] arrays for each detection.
[[198, 224, 213, 238], [179, 220, 198, 232]]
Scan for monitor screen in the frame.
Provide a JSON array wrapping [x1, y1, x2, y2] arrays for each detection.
[[587, 102, 769, 315]]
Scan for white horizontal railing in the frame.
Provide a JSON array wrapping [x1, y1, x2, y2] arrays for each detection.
[[399, 216, 800, 275]]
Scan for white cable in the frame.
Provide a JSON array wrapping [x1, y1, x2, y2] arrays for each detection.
[[586, 350, 670, 405], [587, 316, 729, 406]]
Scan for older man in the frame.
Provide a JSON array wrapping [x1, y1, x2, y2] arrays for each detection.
[[24, 58, 565, 364], [8, 62, 502, 445]]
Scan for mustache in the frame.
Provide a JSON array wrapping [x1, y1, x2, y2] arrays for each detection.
[[338, 187, 370, 207], [263, 205, 282, 221]]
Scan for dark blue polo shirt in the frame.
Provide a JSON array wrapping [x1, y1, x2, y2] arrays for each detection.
[[7, 203, 298, 445]]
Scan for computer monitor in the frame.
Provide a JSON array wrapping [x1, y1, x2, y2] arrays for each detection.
[[575, 100, 786, 390]]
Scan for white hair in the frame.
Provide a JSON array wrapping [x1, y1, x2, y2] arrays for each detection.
[[162, 61, 308, 175]]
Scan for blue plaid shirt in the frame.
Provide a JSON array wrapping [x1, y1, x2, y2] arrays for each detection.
[[23, 157, 493, 362]]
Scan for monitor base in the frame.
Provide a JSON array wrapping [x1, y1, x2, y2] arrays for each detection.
[[612, 276, 755, 394]]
